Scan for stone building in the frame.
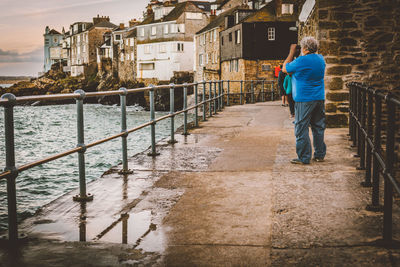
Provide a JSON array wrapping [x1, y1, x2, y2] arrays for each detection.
[[118, 29, 137, 82], [136, 1, 210, 83], [220, 0, 298, 96], [297, 0, 400, 127], [69, 16, 116, 77], [43, 27, 64, 73]]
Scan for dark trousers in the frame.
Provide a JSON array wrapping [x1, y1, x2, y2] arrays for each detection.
[[288, 94, 295, 115]]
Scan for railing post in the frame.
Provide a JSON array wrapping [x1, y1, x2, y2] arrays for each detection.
[[349, 85, 353, 141], [355, 86, 362, 158], [73, 89, 93, 202], [362, 87, 373, 187], [1, 93, 18, 243], [213, 81, 217, 114], [194, 83, 199, 127], [351, 85, 357, 147], [261, 81, 265, 102], [183, 83, 189, 136], [209, 81, 212, 117], [148, 85, 159, 156], [119, 88, 132, 174], [168, 83, 177, 144], [367, 90, 382, 211], [383, 94, 396, 244], [202, 81, 207, 121], [357, 88, 366, 170], [227, 80, 230, 106], [251, 80, 255, 103], [240, 80, 243, 105], [220, 80, 224, 110]]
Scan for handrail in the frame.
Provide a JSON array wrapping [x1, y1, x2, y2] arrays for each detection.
[[347, 82, 400, 246], [0, 79, 276, 242]]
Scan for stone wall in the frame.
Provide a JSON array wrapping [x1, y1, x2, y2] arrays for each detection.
[[299, 0, 400, 127]]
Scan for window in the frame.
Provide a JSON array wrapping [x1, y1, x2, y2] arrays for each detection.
[[268, 27, 275, 41], [159, 44, 167, 53], [235, 30, 241, 44], [262, 64, 271, 71], [77, 46, 80, 54], [139, 28, 145, 37], [234, 59, 239, 72], [140, 63, 155, 70], [171, 24, 178, 33], [229, 32, 232, 42], [130, 38, 134, 46], [127, 54, 130, 60], [229, 60, 233, 72], [178, 24, 185, 33], [115, 34, 121, 41], [121, 53, 124, 62], [221, 36, 224, 46], [200, 34, 205, 45], [199, 54, 203, 66], [82, 24, 86, 31], [144, 45, 152, 54], [45, 38, 49, 45], [82, 45, 86, 53], [164, 24, 169, 34], [77, 35, 80, 42], [73, 24, 78, 33], [177, 43, 184, 52], [151, 26, 156, 35], [235, 12, 239, 24], [131, 52, 134, 61], [282, 4, 294, 15], [213, 29, 217, 42], [85, 33, 88, 43]]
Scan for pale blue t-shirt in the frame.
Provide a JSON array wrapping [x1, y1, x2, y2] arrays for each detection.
[[285, 54, 326, 102]]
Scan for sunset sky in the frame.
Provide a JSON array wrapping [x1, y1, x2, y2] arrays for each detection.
[[0, 0, 148, 76]]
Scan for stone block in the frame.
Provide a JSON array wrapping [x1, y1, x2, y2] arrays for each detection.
[[325, 57, 339, 64], [340, 38, 358, 46], [340, 58, 363, 65], [327, 66, 352, 75], [319, 10, 329, 20], [342, 22, 358, 29], [365, 16, 382, 27], [331, 12, 354, 21], [337, 104, 349, 113], [325, 102, 337, 113], [327, 77, 344, 90], [319, 41, 339, 55], [349, 30, 363, 38], [326, 91, 349, 102], [319, 21, 339, 29], [326, 113, 349, 128]]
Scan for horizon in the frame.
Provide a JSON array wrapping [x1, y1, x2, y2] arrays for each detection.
[[0, 0, 148, 77]]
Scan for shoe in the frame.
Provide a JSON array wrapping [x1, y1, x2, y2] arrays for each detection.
[[290, 158, 309, 165], [281, 104, 285, 106], [313, 157, 325, 162]]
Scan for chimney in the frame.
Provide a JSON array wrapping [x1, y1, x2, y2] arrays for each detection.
[[276, 0, 282, 17], [129, 19, 139, 27], [93, 15, 110, 25], [120, 23, 125, 30]]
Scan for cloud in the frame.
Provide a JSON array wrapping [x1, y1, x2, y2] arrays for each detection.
[[0, 48, 43, 63], [1, 0, 120, 19]]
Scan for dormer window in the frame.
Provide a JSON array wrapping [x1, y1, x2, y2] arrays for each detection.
[[282, 4, 294, 15], [83, 24, 86, 31]]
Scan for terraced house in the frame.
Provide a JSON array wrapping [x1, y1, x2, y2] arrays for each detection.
[[69, 16, 116, 77], [136, 0, 210, 82]]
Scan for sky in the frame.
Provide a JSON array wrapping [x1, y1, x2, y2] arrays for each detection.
[[0, 0, 148, 77]]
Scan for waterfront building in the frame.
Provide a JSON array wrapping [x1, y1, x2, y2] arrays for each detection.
[[136, 1, 210, 82], [70, 15, 117, 77], [220, 0, 297, 92], [43, 27, 64, 73]]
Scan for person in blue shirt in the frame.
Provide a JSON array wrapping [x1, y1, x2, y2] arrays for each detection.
[[283, 37, 326, 164]]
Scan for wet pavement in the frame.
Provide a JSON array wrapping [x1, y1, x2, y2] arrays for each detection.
[[1, 101, 400, 266]]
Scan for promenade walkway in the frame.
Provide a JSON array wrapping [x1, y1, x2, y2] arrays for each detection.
[[1, 101, 400, 266]]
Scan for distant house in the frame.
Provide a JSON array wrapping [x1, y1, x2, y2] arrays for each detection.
[[69, 15, 116, 77], [220, 0, 297, 92], [118, 26, 138, 82], [136, 1, 210, 82], [43, 27, 64, 73]]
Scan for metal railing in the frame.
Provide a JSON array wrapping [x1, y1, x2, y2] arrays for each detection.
[[348, 82, 400, 246], [0, 79, 277, 243]]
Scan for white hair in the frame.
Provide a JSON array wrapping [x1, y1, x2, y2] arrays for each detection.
[[300, 36, 319, 53]]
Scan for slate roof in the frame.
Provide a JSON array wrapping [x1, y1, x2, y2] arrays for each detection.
[[196, 7, 254, 34], [92, 20, 118, 29], [244, 1, 297, 22], [48, 29, 61, 35], [126, 29, 137, 38], [140, 1, 205, 25]]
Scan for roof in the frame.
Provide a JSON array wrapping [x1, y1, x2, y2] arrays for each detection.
[[196, 7, 254, 34], [191, 1, 211, 12], [244, 1, 298, 22], [140, 1, 205, 25], [126, 29, 137, 38], [91, 20, 118, 29], [48, 29, 61, 35]]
